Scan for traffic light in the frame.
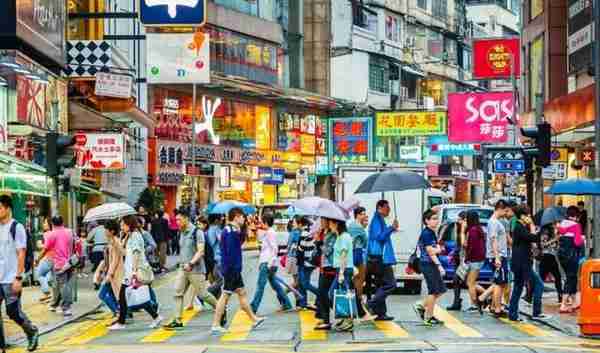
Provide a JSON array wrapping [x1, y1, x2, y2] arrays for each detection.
[[46, 132, 76, 177], [521, 122, 552, 167]]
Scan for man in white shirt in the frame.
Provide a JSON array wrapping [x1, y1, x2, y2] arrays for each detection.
[[0, 195, 39, 352]]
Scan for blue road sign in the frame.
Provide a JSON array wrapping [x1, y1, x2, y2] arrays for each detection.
[[494, 159, 525, 173], [140, 0, 206, 26]]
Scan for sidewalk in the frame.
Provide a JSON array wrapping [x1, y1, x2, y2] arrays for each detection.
[[2, 255, 179, 345], [519, 290, 580, 336]]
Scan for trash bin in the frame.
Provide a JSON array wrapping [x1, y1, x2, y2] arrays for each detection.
[[578, 259, 600, 336]]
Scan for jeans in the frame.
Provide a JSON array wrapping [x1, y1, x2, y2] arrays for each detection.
[[36, 258, 54, 295], [509, 262, 543, 320], [98, 282, 119, 314], [0, 283, 37, 349], [298, 265, 319, 307], [51, 270, 74, 311], [367, 258, 396, 317], [250, 263, 292, 313]]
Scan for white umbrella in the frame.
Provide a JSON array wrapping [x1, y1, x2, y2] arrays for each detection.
[[83, 202, 137, 223], [292, 197, 348, 221]]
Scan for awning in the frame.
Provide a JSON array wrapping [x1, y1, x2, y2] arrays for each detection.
[[103, 106, 155, 136], [0, 154, 51, 197], [402, 66, 426, 77], [69, 102, 155, 136], [553, 124, 594, 144]]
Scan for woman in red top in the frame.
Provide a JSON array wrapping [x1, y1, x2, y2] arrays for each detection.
[[464, 210, 486, 313]]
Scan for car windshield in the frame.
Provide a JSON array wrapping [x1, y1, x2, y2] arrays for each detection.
[[444, 208, 493, 223]]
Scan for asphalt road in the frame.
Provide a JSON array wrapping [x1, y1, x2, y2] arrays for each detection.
[[6, 251, 597, 353]]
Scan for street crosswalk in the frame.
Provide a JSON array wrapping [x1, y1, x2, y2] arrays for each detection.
[[24, 304, 566, 351]]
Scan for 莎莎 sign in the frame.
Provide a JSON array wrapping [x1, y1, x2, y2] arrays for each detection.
[[448, 92, 514, 143], [472, 38, 520, 79]]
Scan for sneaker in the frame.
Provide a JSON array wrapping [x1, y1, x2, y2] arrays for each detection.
[[413, 303, 425, 320], [27, 328, 39, 352], [279, 306, 294, 313], [62, 309, 73, 318], [211, 326, 228, 335], [466, 306, 480, 313], [149, 315, 164, 329], [109, 323, 126, 331], [422, 318, 435, 327], [429, 317, 444, 325], [532, 314, 552, 320], [163, 319, 184, 329], [252, 317, 266, 329]]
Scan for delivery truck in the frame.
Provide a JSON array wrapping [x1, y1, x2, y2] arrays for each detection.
[[336, 164, 427, 294]]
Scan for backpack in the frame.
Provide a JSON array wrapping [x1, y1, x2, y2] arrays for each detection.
[[10, 222, 35, 274]]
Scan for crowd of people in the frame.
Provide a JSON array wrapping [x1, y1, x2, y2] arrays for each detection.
[[0, 192, 591, 353]]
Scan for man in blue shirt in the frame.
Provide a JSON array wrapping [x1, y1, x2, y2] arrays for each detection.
[[366, 200, 399, 321]]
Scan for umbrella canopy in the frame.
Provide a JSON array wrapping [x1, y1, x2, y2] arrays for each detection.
[[355, 170, 431, 194], [83, 202, 137, 223], [540, 206, 566, 227], [546, 178, 600, 196], [291, 197, 348, 221], [208, 201, 256, 215]]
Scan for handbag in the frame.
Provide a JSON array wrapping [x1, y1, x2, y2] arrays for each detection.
[[125, 285, 151, 308], [135, 264, 154, 285], [333, 282, 358, 319], [455, 261, 468, 282], [408, 245, 421, 274], [68, 233, 83, 269]]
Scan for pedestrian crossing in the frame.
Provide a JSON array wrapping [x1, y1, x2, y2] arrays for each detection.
[[25, 304, 566, 351]]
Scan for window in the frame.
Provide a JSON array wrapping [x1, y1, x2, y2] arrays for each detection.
[[530, 0, 543, 19], [529, 36, 544, 109], [369, 55, 390, 93], [385, 15, 401, 42], [214, 0, 259, 17], [354, 6, 378, 32], [462, 48, 472, 71], [418, 0, 428, 10], [428, 30, 444, 58], [432, 0, 448, 19]]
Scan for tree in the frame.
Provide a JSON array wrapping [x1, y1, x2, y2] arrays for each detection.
[[136, 187, 165, 214]]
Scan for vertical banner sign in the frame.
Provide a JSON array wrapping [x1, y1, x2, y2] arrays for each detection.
[[255, 106, 271, 150], [472, 38, 521, 79], [447, 92, 514, 143], [328, 117, 373, 165]]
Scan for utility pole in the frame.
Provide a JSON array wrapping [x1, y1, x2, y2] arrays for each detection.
[[190, 83, 197, 220], [592, 0, 600, 259], [534, 93, 544, 213]]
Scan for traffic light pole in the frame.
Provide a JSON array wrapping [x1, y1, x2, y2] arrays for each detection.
[[190, 83, 197, 220]]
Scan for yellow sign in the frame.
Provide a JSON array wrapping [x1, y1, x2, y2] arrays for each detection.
[[218, 190, 250, 203], [300, 134, 316, 155], [255, 106, 271, 150], [551, 148, 568, 162], [376, 111, 447, 136]]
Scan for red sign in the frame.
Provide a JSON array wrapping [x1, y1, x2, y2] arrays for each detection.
[[579, 148, 595, 165], [448, 92, 514, 143], [473, 38, 521, 79]]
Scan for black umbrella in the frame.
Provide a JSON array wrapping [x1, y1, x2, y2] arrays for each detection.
[[355, 170, 431, 214]]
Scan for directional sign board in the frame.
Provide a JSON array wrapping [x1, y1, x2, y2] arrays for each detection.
[[140, 0, 206, 26], [543, 162, 567, 180], [495, 159, 525, 173], [487, 148, 526, 174]]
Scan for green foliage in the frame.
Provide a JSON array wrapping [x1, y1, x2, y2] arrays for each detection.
[[136, 187, 165, 214]]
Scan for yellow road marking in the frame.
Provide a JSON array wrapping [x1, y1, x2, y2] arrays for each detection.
[[298, 309, 327, 340], [499, 317, 556, 337], [141, 308, 200, 343], [44, 313, 113, 346], [373, 320, 411, 338], [61, 315, 114, 345], [433, 305, 483, 337], [221, 310, 255, 342]]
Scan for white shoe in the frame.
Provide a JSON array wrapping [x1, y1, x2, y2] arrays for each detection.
[[211, 326, 228, 335], [48, 305, 57, 312], [109, 323, 126, 331], [63, 309, 73, 317], [149, 315, 164, 329]]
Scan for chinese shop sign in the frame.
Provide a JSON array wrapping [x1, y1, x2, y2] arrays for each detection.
[[74, 133, 125, 170], [375, 112, 447, 136], [328, 117, 373, 165], [300, 134, 316, 155], [472, 38, 521, 79], [157, 141, 186, 185], [448, 92, 513, 143]]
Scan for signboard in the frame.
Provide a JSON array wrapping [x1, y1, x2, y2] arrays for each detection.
[[472, 38, 521, 79], [300, 134, 316, 155], [448, 92, 513, 143], [140, 0, 206, 26], [94, 72, 133, 99], [543, 162, 568, 180], [376, 111, 447, 136], [551, 147, 569, 162], [16, 0, 66, 66], [568, 0, 593, 71], [398, 145, 423, 161], [579, 148, 595, 165], [0, 87, 6, 151], [74, 133, 125, 170], [157, 141, 186, 185], [328, 117, 373, 165], [147, 32, 210, 84], [489, 149, 525, 173], [428, 135, 480, 156], [255, 106, 271, 150], [316, 156, 330, 175], [219, 165, 231, 188]]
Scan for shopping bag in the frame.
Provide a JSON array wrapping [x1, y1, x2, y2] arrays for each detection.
[[125, 285, 151, 308], [98, 282, 119, 314], [455, 262, 468, 282], [333, 284, 358, 319]]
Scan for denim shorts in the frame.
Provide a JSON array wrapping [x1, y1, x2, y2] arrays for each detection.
[[468, 261, 484, 272], [421, 262, 447, 295], [489, 257, 509, 285]]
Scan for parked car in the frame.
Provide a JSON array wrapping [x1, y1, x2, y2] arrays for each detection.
[[437, 205, 494, 283]]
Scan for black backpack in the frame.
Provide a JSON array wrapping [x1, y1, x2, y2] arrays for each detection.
[[204, 230, 216, 275], [10, 221, 35, 274]]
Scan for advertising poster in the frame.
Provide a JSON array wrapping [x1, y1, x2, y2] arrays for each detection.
[[74, 133, 125, 170], [16, 0, 66, 65], [147, 32, 210, 84], [376, 111, 446, 136], [328, 117, 372, 165], [448, 92, 513, 143], [472, 38, 521, 79]]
